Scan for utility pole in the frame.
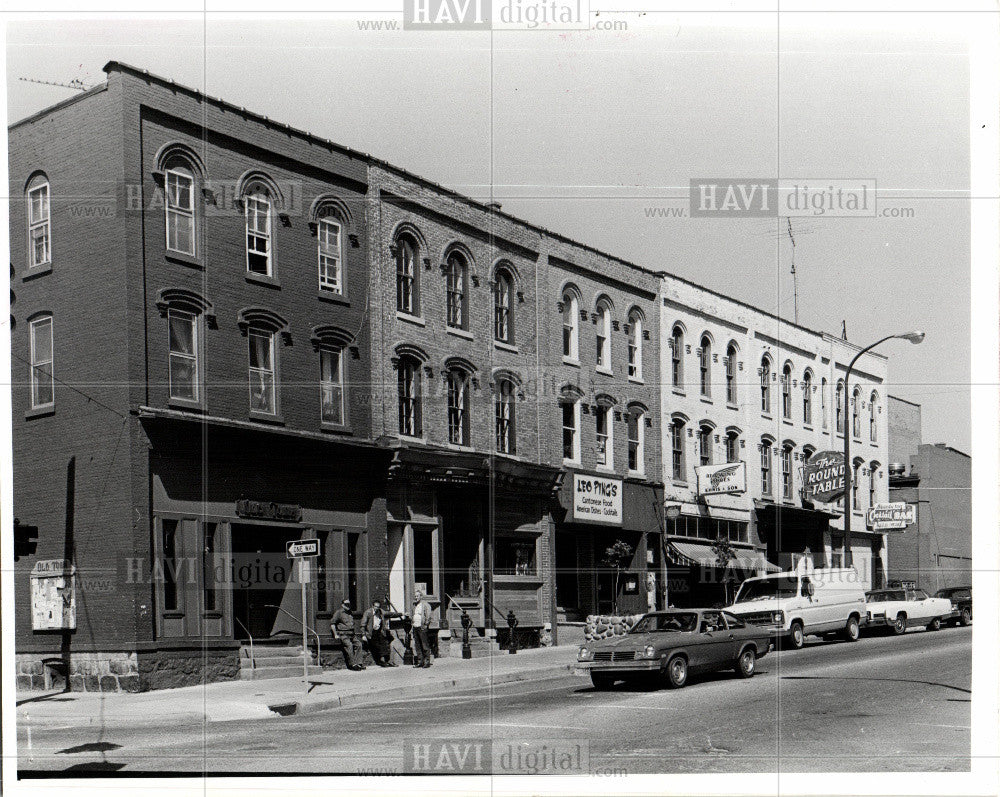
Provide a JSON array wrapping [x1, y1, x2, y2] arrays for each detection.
[[787, 217, 798, 325]]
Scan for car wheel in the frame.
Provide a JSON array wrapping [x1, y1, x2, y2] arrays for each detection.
[[736, 647, 756, 678], [891, 614, 907, 635], [927, 617, 942, 632], [590, 672, 616, 690], [960, 608, 972, 626], [843, 616, 860, 642], [787, 622, 805, 649], [664, 655, 688, 689]]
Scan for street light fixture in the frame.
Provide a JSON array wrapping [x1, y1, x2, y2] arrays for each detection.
[[842, 331, 925, 568]]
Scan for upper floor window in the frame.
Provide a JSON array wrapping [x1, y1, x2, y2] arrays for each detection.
[[781, 444, 794, 499], [495, 378, 516, 455], [168, 308, 199, 402], [836, 380, 845, 433], [165, 166, 195, 256], [671, 418, 686, 481], [248, 328, 276, 415], [671, 326, 684, 388], [628, 407, 646, 474], [760, 439, 773, 495], [317, 218, 343, 294], [562, 290, 580, 360], [821, 377, 828, 429], [700, 336, 712, 398], [870, 391, 879, 442], [802, 371, 813, 425], [595, 299, 612, 370], [27, 178, 51, 267], [760, 357, 772, 415], [320, 347, 344, 425], [869, 462, 880, 507], [781, 363, 793, 419], [447, 368, 471, 446], [698, 424, 713, 467], [725, 344, 738, 404], [851, 458, 863, 509], [852, 387, 862, 438], [445, 252, 469, 330], [29, 315, 54, 409], [562, 397, 581, 462], [245, 190, 273, 275], [627, 310, 643, 380], [397, 356, 422, 437], [595, 403, 613, 468], [494, 269, 514, 343], [396, 236, 419, 315], [725, 430, 740, 464]]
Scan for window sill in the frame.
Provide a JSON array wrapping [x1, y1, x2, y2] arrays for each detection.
[[398, 433, 427, 445], [24, 405, 55, 420], [761, 413, 773, 421], [446, 327, 474, 341], [803, 424, 814, 432], [672, 479, 689, 488], [318, 291, 350, 306], [446, 443, 474, 452], [245, 272, 281, 289], [563, 458, 581, 467], [595, 366, 613, 377], [562, 357, 581, 368], [396, 311, 426, 327], [782, 418, 793, 425], [168, 397, 205, 413], [22, 263, 52, 281], [595, 464, 616, 474], [672, 387, 686, 397], [165, 250, 204, 270], [162, 611, 185, 619], [700, 396, 713, 405], [202, 611, 223, 619], [249, 411, 284, 425], [320, 421, 353, 435], [494, 340, 519, 353], [726, 402, 739, 411], [628, 470, 646, 480], [628, 376, 644, 385]]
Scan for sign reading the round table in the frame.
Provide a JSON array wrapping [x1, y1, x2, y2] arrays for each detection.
[[802, 450, 846, 503]]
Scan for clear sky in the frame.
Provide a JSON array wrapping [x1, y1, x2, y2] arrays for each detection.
[[5, 12, 973, 452]]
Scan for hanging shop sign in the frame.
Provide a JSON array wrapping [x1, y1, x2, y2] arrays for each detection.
[[572, 474, 623, 525], [866, 502, 916, 531], [696, 461, 747, 496], [802, 450, 846, 503], [30, 559, 77, 631]]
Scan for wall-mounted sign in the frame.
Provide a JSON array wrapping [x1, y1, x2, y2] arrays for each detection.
[[866, 503, 916, 531], [696, 461, 746, 496], [572, 474, 622, 525], [802, 450, 846, 503], [236, 499, 303, 523], [30, 559, 77, 631]]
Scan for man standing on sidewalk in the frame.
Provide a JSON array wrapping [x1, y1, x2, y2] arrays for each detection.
[[331, 598, 365, 671], [411, 590, 432, 668], [362, 598, 394, 667]]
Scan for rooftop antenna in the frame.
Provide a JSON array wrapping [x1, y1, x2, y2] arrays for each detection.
[[787, 216, 798, 325], [18, 76, 89, 92]]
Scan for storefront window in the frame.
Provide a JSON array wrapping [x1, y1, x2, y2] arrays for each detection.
[[203, 522, 217, 612], [161, 518, 179, 612], [495, 537, 537, 576], [670, 516, 747, 543], [413, 528, 435, 596]]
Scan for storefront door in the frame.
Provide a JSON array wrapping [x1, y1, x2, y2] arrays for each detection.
[[231, 523, 298, 640]]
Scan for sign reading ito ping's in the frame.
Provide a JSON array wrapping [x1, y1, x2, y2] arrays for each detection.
[[572, 474, 622, 525], [802, 450, 846, 504], [696, 461, 747, 496], [866, 503, 916, 532]]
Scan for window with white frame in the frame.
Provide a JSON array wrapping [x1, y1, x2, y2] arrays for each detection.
[[397, 356, 422, 437], [725, 430, 740, 463], [29, 316, 54, 408], [562, 291, 579, 360], [317, 218, 343, 294], [821, 377, 828, 429], [851, 459, 862, 509], [28, 180, 51, 267], [595, 403, 613, 468], [167, 308, 198, 401], [627, 311, 642, 380], [245, 190, 273, 275], [869, 391, 878, 442], [726, 344, 738, 404], [852, 387, 862, 438], [320, 347, 344, 425], [495, 378, 516, 455], [760, 357, 772, 414], [671, 326, 684, 388], [760, 439, 773, 495], [671, 418, 686, 480], [698, 424, 713, 467], [869, 462, 879, 508], [447, 368, 471, 446], [836, 380, 845, 433], [700, 336, 712, 397], [561, 399, 580, 462], [494, 269, 513, 343], [396, 236, 419, 315], [781, 444, 794, 499], [446, 253, 468, 329], [802, 371, 813, 425], [596, 299, 612, 370], [248, 328, 276, 414], [781, 363, 793, 419], [165, 166, 195, 256], [628, 408, 645, 473]]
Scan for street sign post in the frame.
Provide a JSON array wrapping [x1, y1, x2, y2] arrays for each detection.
[[287, 537, 321, 683]]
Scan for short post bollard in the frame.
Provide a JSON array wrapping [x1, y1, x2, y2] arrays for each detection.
[[506, 609, 518, 654], [461, 610, 473, 659]]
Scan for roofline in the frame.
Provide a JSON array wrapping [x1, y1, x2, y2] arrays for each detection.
[[8, 81, 108, 131], [888, 394, 922, 408]]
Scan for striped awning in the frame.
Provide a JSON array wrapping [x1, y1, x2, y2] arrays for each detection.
[[666, 539, 780, 574]]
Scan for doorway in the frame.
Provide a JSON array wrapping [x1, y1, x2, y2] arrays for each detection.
[[231, 523, 296, 640]]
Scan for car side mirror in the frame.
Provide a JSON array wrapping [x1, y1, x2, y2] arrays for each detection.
[[804, 583, 814, 597]]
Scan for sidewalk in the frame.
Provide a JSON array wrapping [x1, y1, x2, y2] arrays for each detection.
[[16, 644, 578, 728]]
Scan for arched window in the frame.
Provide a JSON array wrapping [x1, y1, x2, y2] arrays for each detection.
[[836, 380, 845, 433], [447, 367, 471, 446], [395, 235, 419, 315], [319, 346, 345, 426], [760, 356, 772, 415], [781, 363, 793, 419], [397, 356, 422, 437], [870, 391, 879, 442], [671, 326, 684, 388], [628, 406, 646, 474], [869, 461, 880, 508], [700, 336, 712, 398], [317, 215, 343, 295], [725, 343, 738, 405], [445, 251, 469, 330], [760, 438, 773, 495], [164, 163, 195, 256], [562, 289, 580, 361], [595, 396, 614, 469], [851, 457, 864, 510], [494, 269, 514, 343], [596, 298, 612, 370], [248, 327, 276, 414], [670, 417, 686, 480], [29, 314, 54, 409], [627, 310, 643, 380], [244, 183, 274, 276], [27, 174, 51, 268], [725, 429, 740, 463], [698, 424, 713, 467], [495, 378, 516, 454], [802, 370, 813, 426], [168, 308, 199, 402], [821, 377, 828, 429], [852, 387, 862, 438], [781, 443, 794, 499], [561, 394, 581, 462]]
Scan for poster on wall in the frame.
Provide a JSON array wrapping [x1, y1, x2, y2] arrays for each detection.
[[572, 474, 623, 525], [30, 559, 77, 631]]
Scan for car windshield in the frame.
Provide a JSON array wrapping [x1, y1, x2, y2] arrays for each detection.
[[629, 612, 698, 634], [734, 576, 799, 602], [866, 590, 904, 602]]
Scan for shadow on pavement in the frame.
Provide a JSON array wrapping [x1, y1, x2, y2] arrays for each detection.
[[56, 742, 122, 755], [780, 674, 970, 694]]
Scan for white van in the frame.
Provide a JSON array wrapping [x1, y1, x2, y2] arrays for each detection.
[[725, 567, 867, 649]]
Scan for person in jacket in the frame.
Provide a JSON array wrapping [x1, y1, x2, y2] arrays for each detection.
[[331, 598, 364, 670], [362, 598, 395, 667], [411, 590, 433, 668]]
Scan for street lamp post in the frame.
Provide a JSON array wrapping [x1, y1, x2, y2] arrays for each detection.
[[842, 331, 925, 567]]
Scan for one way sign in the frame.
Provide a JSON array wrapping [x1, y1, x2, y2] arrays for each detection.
[[286, 539, 321, 558]]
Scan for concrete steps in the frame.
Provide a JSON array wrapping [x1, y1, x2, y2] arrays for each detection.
[[240, 644, 320, 681]]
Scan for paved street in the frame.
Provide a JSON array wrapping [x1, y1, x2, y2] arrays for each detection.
[[18, 625, 970, 776]]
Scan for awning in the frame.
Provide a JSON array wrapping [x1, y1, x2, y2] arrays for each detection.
[[666, 539, 780, 574]]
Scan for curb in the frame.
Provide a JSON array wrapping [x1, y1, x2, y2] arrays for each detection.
[[268, 662, 575, 717]]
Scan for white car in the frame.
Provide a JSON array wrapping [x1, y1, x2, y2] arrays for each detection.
[[863, 587, 953, 634]]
